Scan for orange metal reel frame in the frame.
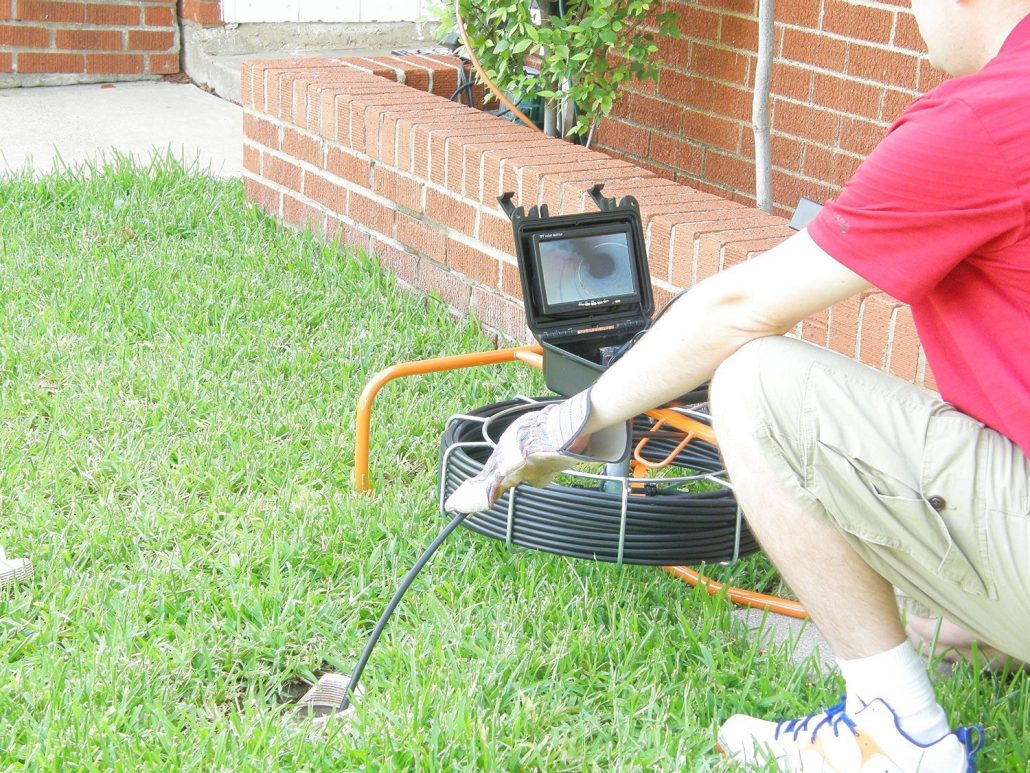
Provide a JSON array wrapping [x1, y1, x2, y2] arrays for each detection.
[[353, 346, 807, 620]]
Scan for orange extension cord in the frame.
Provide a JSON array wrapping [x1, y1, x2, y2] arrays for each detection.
[[453, 0, 540, 131], [665, 566, 806, 619]]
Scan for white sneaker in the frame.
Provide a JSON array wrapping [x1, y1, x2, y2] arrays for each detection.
[[0, 547, 33, 590], [717, 696, 984, 772]]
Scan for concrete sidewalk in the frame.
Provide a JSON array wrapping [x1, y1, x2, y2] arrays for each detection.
[[0, 28, 437, 181], [0, 80, 243, 179]]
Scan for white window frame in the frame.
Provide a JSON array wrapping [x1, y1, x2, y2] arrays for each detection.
[[220, 0, 436, 23]]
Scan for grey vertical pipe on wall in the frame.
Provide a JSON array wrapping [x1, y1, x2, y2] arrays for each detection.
[[538, 0, 559, 137], [752, 0, 774, 213]]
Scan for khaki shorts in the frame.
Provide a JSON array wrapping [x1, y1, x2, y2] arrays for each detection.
[[715, 336, 1030, 662]]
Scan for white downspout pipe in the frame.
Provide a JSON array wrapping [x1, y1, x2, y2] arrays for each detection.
[[752, 0, 774, 212]]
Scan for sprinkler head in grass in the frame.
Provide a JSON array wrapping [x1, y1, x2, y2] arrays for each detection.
[[283, 513, 469, 732], [288, 673, 364, 728], [0, 548, 33, 591]]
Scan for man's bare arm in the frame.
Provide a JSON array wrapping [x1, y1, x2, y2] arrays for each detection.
[[583, 228, 873, 432], [444, 228, 872, 513]]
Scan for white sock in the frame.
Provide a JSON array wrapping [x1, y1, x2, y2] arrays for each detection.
[[837, 641, 951, 744]]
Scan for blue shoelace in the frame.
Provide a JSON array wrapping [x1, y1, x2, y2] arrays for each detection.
[[774, 697, 857, 744], [772, 696, 987, 771], [956, 724, 986, 773]]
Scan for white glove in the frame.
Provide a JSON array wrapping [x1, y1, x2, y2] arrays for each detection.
[[444, 389, 630, 514]]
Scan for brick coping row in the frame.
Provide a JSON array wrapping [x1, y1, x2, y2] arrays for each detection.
[[239, 54, 933, 391]]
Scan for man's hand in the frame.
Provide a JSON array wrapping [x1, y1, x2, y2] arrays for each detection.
[[444, 390, 630, 514]]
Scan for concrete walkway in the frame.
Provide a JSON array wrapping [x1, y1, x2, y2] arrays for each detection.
[[732, 607, 835, 673], [0, 80, 243, 179]]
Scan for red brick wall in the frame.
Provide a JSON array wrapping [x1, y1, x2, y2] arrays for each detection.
[[241, 56, 933, 390], [178, 0, 218, 25], [0, 0, 181, 79], [595, 0, 947, 217]]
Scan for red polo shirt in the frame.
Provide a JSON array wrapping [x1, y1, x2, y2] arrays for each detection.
[[808, 14, 1030, 456]]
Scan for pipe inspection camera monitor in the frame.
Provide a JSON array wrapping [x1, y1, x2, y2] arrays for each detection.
[[500, 186, 654, 396], [531, 225, 638, 315]]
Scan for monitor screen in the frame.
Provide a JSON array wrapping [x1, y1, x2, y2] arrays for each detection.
[[534, 228, 638, 314]]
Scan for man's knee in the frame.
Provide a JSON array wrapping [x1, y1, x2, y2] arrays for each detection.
[[710, 337, 766, 433], [709, 335, 811, 446]]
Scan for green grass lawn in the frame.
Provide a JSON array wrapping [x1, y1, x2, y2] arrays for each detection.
[[1, 157, 1025, 770]]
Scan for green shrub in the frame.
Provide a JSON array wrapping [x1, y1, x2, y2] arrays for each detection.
[[439, 0, 680, 138]]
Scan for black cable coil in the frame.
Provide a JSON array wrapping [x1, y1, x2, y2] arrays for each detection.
[[439, 397, 760, 566]]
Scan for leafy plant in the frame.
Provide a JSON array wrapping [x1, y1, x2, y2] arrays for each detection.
[[438, 0, 680, 138]]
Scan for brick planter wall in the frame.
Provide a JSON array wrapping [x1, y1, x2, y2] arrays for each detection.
[[241, 55, 934, 391], [0, 0, 180, 83]]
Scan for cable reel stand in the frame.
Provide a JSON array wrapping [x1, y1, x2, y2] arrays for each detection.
[[440, 185, 760, 567]]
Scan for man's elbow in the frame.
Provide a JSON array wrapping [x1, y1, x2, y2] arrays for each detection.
[[705, 283, 798, 343]]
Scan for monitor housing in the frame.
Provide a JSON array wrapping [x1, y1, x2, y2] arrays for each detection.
[[501, 187, 654, 395]]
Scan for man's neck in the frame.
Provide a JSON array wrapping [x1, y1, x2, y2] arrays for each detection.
[[985, 4, 1030, 63]]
